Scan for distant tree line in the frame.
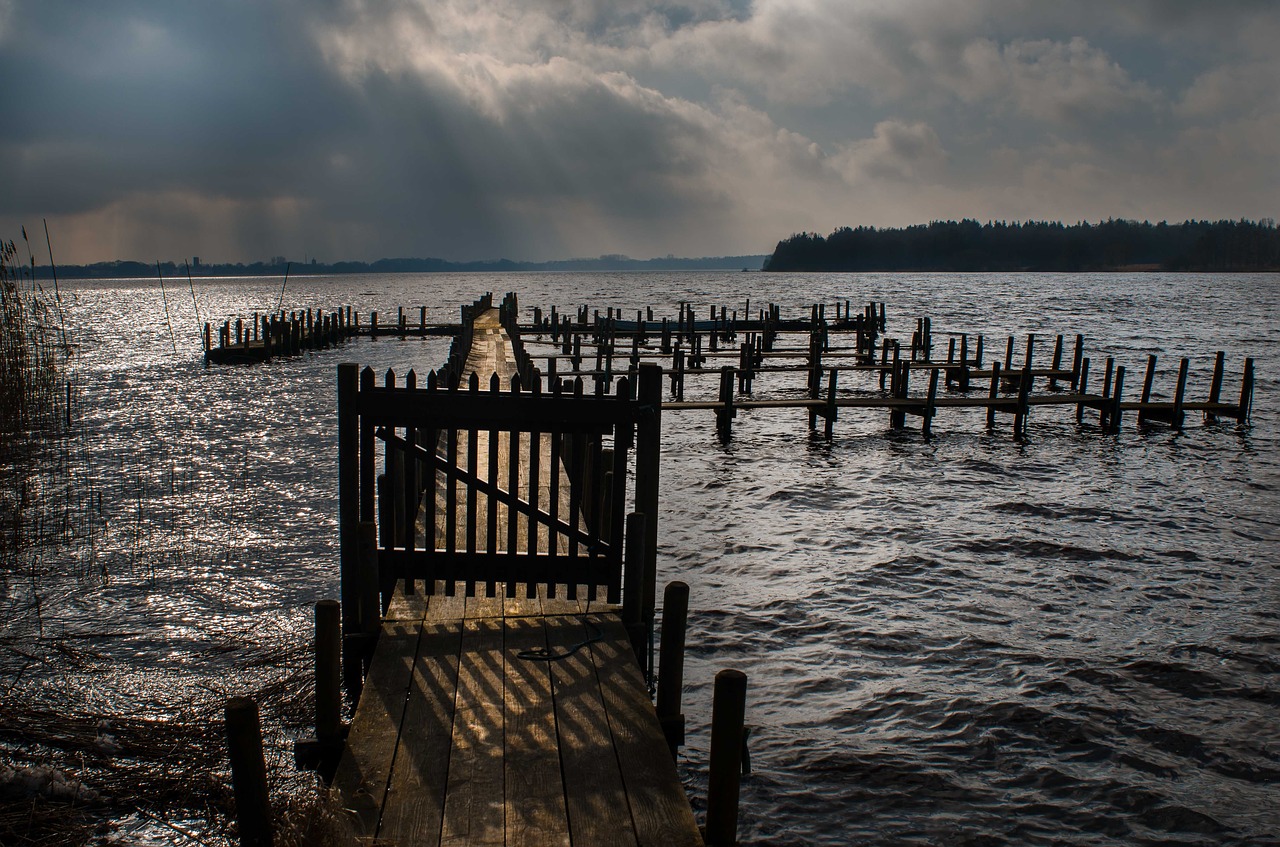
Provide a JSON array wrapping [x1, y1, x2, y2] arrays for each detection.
[[763, 219, 1280, 272], [27, 253, 768, 280]]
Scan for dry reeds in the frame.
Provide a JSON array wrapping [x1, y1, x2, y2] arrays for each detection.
[[0, 236, 87, 585], [0, 238, 61, 452], [1, 632, 351, 846]]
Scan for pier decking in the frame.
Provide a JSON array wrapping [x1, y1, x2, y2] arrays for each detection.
[[331, 591, 700, 846], [326, 296, 702, 845]]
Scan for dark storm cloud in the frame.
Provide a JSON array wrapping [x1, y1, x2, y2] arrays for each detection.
[[2, 3, 352, 207], [2, 0, 1275, 263]]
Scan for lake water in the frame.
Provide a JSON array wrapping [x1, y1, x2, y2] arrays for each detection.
[[8, 271, 1279, 845]]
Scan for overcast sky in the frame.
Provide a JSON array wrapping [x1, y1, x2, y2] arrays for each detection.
[[2, 1, 1276, 264]]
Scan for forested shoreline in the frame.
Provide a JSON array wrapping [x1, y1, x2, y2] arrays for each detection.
[[764, 219, 1280, 272]]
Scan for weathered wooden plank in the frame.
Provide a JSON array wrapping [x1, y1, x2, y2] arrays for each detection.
[[592, 616, 703, 847], [330, 621, 421, 837], [377, 620, 464, 847], [386, 584, 429, 622], [440, 616, 506, 846], [430, 586, 469, 621], [465, 591, 507, 619], [548, 615, 640, 847], [504, 615, 571, 847]]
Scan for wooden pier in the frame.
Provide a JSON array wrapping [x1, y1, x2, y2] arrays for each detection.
[[205, 296, 1254, 442], [515, 302, 1254, 441], [203, 307, 357, 365], [303, 294, 714, 846]]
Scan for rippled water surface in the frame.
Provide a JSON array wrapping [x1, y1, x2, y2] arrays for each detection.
[[17, 272, 1280, 844]]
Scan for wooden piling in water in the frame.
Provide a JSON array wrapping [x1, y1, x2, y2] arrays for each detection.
[[1138, 354, 1158, 426], [1100, 358, 1115, 430], [1172, 357, 1189, 430], [824, 367, 838, 439], [716, 366, 736, 440], [1049, 334, 1064, 389], [1076, 358, 1091, 424], [705, 669, 748, 847], [922, 366, 938, 437], [1013, 366, 1031, 440], [1206, 351, 1225, 424], [1238, 358, 1255, 425], [986, 361, 1001, 430], [1110, 366, 1127, 434], [636, 364, 663, 678], [337, 363, 362, 696]]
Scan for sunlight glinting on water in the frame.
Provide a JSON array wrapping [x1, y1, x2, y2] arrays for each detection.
[[18, 271, 1280, 845]]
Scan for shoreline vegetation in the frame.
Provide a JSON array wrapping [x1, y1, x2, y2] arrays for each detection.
[[764, 218, 1280, 273], [2, 238, 337, 846]]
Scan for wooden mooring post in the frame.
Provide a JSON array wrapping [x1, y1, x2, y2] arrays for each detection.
[[225, 697, 273, 847], [656, 581, 690, 759], [705, 669, 749, 847]]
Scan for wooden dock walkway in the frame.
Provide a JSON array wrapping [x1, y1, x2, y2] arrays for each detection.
[[326, 295, 704, 846], [331, 591, 699, 846]]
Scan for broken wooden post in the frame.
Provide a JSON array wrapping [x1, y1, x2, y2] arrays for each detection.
[[1109, 366, 1127, 434], [1238, 358, 1255, 425], [1076, 358, 1091, 424], [923, 366, 938, 437], [1172, 357, 1189, 430], [1205, 351, 1225, 424], [1138, 354, 1158, 426]]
